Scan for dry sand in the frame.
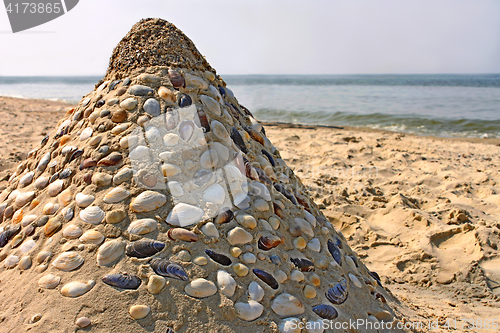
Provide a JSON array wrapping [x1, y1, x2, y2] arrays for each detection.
[[0, 96, 498, 331]]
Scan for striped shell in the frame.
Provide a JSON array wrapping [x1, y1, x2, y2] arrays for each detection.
[[97, 239, 125, 266], [52, 251, 84, 271], [127, 219, 157, 235], [38, 274, 61, 289], [327, 239, 342, 266], [312, 304, 338, 320], [62, 225, 83, 239], [150, 258, 188, 281], [103, 187, 131, 204], [102, 273, 142, 290], [125, 239, 165, 258], [79, 230, 105, 244], [326, 279, 348, 305], [80, 206, 105, 225], [130, 191, 166, 212]]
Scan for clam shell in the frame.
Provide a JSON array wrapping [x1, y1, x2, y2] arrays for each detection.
[[62, 224, 82, 239], [125, 239, 165, 258], [47, 180, 64, 197], [326, 279, 348, 305], [21, 214, 37, 227], [312, 304, 338, 320], [80, 127, 93, 141], [14, 191, 35, 209], [44, 217, 62, 236], [38, 274, 61, 289], [234, 301, 264, 322], [127, 218, 157, 235], [227, 227, 253, 245], [166, 203, 204, 227], [214, 209, 233, 224], [327, 239, 342, 266], [248, 281, 265, 302], [58, 188, 73, 207], [79, 230, 104, 244], [20, 239, 36, 253], [271, 293, 305, 316], [97, 152, 123, 166], [258, 235, 281, 251], [217, 270, 236, 297], [103, 187, 131, 204], [62, 206, 74, 221], [37, 152, 51, 172], [75, 193, 95, 208], [184, 278, 217, 298], [129, 305, 150, 320], [52, 251, 84, 271], [143, 98, 161, 116], [61, 280, 95, 298], [253, 269, 279, 289], [42, 202, 59, 215], [4, 255, 19, 268], [97, 239, 125, 266], [179, 120, 195, 141], [130, 191, 167, 213], [19, 171, 35, 187], [200, 95, 221, 116], [80, 206, 105, 225], [185, 73, 208, 89], [167, 228, 198, 242], [211, 120, 230, 142], [205, 249, 231, 266], [202, 184, 225, 205], [102, 273, 142, 290], [150, 258, 188, 281], [201, 222, 219, 238]]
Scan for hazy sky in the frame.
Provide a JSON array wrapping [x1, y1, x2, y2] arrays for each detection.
[[1, 0, 499, 76]]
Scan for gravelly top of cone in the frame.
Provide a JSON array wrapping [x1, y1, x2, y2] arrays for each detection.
[[0, 19, 405, 333], [105, 18, 213, 79]]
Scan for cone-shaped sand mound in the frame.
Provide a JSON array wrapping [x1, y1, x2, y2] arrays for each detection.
[[0, 19, 406, 333]]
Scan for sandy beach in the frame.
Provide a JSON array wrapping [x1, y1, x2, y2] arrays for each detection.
[[1, 95, 498, 331]]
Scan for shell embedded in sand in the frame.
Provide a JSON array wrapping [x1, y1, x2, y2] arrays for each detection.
[[62, 224, 82, 239], [184, 278, 217, 298], [18, 171, 35, 187], [52, 251, 84, 271], [97, 239, 126, 266], [248, 281, 265, 302], [80, 206, 105, 225], [75, 193, 95, 208], [217, 270, 236, 297], [127, 218, 157, 235], [167, 228, 198, 242], [38, 274, 61, 289], [227, 227, 253, 245], [13, 191, 35, 209], [200, 95, 221, 116], [166, 203, 204, 227], [234, 301, 264, 321], [79, 229, 105, 244], [47, 179, 64, 197], [57, 188, 73, 207], [147, 275, 166, 294], [61, 280, 95, 297], [130, 191, 167, 212], [271, 293, 305, 316], [103, 186, 131, 203], [43, 202, 59, 215], [129, 305, 150, 320]]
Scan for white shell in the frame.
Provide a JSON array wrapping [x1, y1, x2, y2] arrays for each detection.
[[184, 278, 217, 298], [307, 238, 321, 252], [97, 239, 125, 266], [201, 222, 219, 238], [211, 120, 230, 142], [43, 202, 59, 215], [185, 73, 208, 89], [147, 275, 166, 295], [47, 180, 64, 197], [34, 176, 50, 189], [161, 163, 181, 177], [75, 193, 95, 208], [21, 214, 37, 227], [14, 191, 35, 209], [202, 184, 225, 205], [4, 255, 19, 269], [52, 251, 84, 271], [63, 225, 83, 239], [294, 218, 314, 237], [271, 293, 305, 316], [304, 211, 316, 227], [242, 252, 257, 264], [349, 273, 363, 288], [80, 127, 93, 141], [145, 126, 161, 142], [248, 281, 264, 301], [200, 95, 221, 116], [234, 301, 264, 321], [217, 270, 236, 297], [212, 142, 229, 162], [179, 121, 195, 141], [120, 98, 138, 111], [279, 318, 302, 333], [166, 203, 204, 227], [38, 274, 61, 289], [20, 239, 37, 253], [252, 182, 271, 201], [129, 146, 150, 160], [130, 191, 167, 213], [227, 227, 253, 245], [61, 280, 95, 298], [129, 305, 150, 320], [103, 187, 130, 204], [79, 230, 104, 244], [200, 149, 218, 169], [167, 181, 184, 197], [19, 171, 35, 187], [127, 219, 157, 235], [163, 133, 180, 146], [80, 206, 105, 225]]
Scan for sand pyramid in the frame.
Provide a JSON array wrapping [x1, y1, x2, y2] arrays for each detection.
[[0, 19, 404, 333]]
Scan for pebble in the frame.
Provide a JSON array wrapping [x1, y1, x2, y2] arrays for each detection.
[[242, 252, 257, 264], [120, 98, 138, 111], [275, 270, 288, 283], [129, 305, 150, 319], [76, 317, 91, 328], [233, 263, 249, 277], [129, 85, 154, 96], [248, 281, 264, 301], [143, 98, 161, 116], [106, 209, 127, 224], [303, 285, 317, 299], [227, 227, 253, 245], [217, 270, 237, 297], [230, 247, 242, 257], [290, 270, 305, 282], [201, 222, 219, 238], [193, 256, 208, 266], [269, 216, 280, 230], [236, 214, 257, 229]]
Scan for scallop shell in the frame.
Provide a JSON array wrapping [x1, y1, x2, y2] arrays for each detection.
[[38, 274, 61, 289], [253, 269, 279, 289], [166, 203, 204, 227], [47, 180, 64, 197], [130, 191, 167, 213], [205, 249, 231, 266], [75, 193, 95, 208], [103, 187, 131, 204], [63, 224, 82, 239], [184, 278, 217, 298], [217, 270, 236, 297], [61, 280, 95, 298], [150, 258, 188, 281], [79, 230, 104, 244], [167, 228, 198, 242], [326, 279, 348, 305], [97, 239, 126, 266], [79, 206, 105, 225], [127, 219, 157, 235], [125, 239, 165, 258], [52, 251, 84, 271], [102, 273, 142, 290]]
